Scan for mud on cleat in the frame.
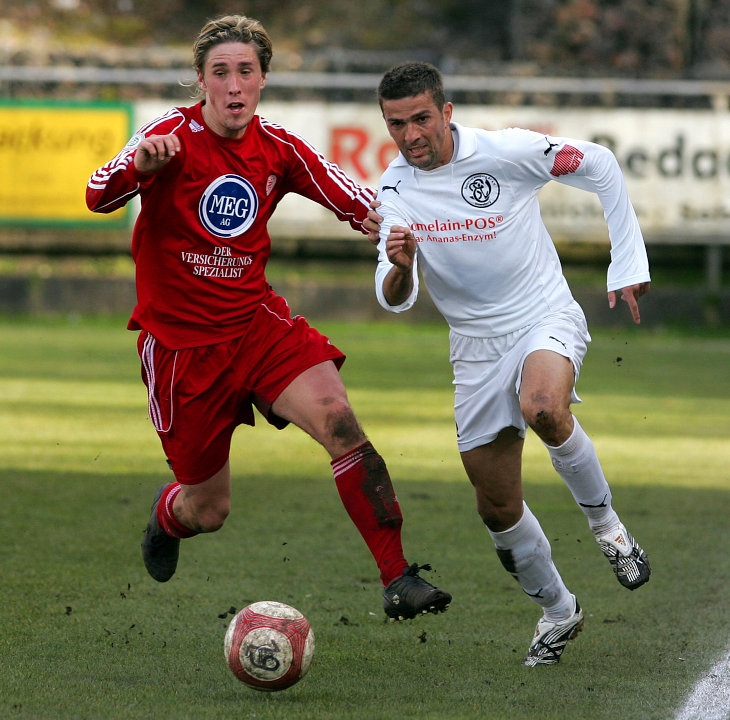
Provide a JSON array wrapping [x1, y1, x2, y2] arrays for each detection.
[[382, 563, 452, 621]]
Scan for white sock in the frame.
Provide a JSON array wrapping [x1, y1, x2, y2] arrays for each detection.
[[488, 502, 575, 622], [545, 417, 619, 536]]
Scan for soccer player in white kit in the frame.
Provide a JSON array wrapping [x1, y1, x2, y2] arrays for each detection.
[[373, 62, 651, 666]]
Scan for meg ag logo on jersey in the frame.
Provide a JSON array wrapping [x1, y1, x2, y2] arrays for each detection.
[[199, 174, 259, 238]]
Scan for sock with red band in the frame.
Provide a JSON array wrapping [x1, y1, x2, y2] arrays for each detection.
[[156, 482, 198, 539], [331, 441, 408, 586]]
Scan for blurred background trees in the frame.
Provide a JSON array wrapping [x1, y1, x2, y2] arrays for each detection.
[[1, 0, 729, 78]]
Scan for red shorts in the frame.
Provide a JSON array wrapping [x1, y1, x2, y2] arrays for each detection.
[[137, 295, 345, 484]]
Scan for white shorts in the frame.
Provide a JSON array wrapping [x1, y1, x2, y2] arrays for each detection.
[[450, 301, 590, 452]]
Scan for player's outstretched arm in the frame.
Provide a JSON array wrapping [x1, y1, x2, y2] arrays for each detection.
[[608, 282, 650, 324]]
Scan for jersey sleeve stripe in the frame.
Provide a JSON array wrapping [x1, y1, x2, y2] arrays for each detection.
[[259, 119, 375, 226]]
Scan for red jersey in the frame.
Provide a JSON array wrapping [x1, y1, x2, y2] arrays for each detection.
[[86, 102, 375, 349]]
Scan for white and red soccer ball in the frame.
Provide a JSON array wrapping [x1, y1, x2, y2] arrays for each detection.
[[224, 601, 315, 691]]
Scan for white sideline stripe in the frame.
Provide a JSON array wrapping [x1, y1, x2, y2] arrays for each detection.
[[674, 650, 730, 720]]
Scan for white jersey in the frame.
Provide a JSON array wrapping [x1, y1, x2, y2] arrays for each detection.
[[375, 123, 650, 337]]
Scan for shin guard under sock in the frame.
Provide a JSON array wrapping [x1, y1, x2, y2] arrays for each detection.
[[332, 441, 407, 586], [488, 502, 574, 621], [545, 417, 619, 534]]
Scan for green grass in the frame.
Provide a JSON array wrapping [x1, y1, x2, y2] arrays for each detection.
[[0, 316, 728, 720]]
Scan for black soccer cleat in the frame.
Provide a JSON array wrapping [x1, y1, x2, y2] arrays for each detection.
[[141, 485, 180, 582], [383, 563, 452, 621]]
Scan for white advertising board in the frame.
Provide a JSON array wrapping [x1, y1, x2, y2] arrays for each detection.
[[135, 100, 730, 244]]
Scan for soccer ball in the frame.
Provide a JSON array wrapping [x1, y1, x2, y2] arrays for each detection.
[[224, 601, 315, 691]]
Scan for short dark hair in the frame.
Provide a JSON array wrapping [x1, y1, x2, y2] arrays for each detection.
[[378, 62, 446, 110]]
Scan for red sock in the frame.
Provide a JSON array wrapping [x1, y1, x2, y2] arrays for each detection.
[[156, 483, 198, 539], [331, 441, 408, 586]]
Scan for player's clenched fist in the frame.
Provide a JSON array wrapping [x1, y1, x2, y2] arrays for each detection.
[[134, 134, 181, 174], [386, 225, 417, 271]]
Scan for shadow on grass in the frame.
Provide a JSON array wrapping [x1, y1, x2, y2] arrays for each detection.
[[0, 470, 727, 720]]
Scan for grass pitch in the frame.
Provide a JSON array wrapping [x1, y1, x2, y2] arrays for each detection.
[[0, 315, 728, 720]]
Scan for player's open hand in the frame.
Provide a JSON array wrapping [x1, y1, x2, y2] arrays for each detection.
[[608, 282, 650, 324], [134, 134, 181, 174]]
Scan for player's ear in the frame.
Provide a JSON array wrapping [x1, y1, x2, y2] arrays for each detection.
[[443, 102, 454, 125], [260, 73, 267, 90]]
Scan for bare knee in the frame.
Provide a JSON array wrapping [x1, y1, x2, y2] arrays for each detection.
[[478, 497, 523, 533], [323, 403, 365, 452], [184, 497, 230, 534], [521, 396, 572, 446]]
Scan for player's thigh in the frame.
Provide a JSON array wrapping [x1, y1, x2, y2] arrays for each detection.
[[452, 358, 526, 451], [517, 302, 589, 415], [520, 349, 575, 410], [138, 332, 243, 484], [271, 360, 363, 455]]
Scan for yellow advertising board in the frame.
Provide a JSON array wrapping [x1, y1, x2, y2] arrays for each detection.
[[0, 101, 133, 227]]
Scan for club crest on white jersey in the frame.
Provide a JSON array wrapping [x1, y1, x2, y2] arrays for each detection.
[[461, 173, 500, 209], [199, 174, 258, 238]]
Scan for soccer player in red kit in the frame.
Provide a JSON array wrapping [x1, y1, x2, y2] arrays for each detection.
[[86, 14, 450, 621]]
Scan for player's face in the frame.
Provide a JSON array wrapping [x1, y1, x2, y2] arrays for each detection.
[[198, 42, 266, 139], [381, 92, 454, 170]]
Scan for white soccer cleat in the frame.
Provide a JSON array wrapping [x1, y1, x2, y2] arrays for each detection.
[[595, 522, 651, 590], [523, 597, 584, 667]]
